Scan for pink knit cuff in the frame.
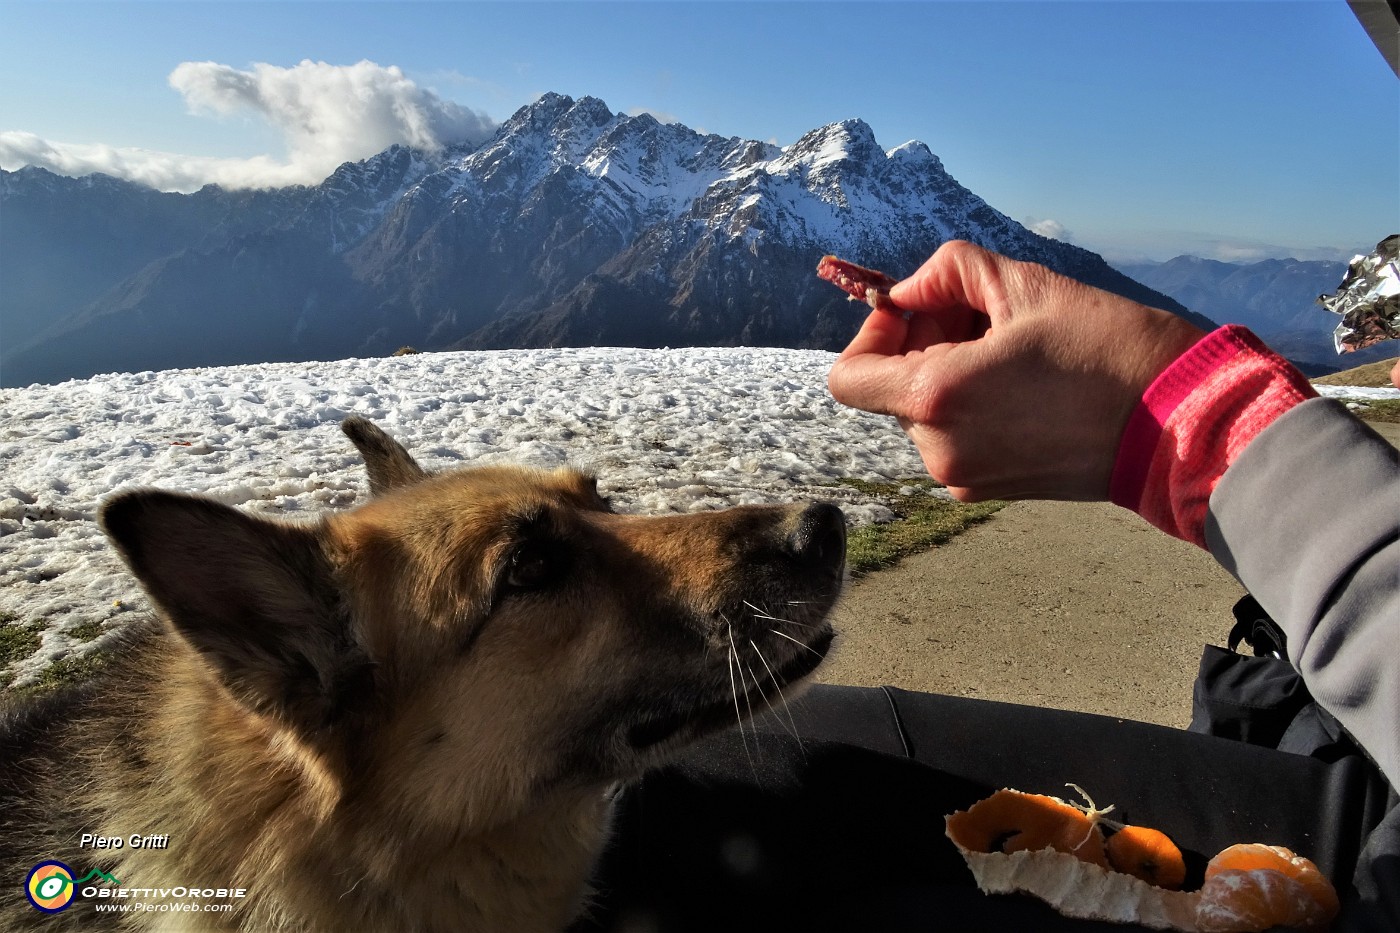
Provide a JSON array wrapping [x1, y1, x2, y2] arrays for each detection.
[[1110, 325, 1317, 547]]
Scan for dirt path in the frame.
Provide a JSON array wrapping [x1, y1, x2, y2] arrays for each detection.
[[820, 420, 1400, 729], [817, 500, 1244, 729]]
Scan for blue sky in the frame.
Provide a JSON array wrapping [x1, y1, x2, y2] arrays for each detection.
[[1, 0, 1395, 262]]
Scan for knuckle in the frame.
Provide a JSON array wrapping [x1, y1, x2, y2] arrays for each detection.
[[906, 373, 958, 427], [936, 239, 984, 265], [932, 459, 977, 491]]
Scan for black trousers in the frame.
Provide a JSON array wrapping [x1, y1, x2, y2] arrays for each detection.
[[576, 685, 1399, 932]]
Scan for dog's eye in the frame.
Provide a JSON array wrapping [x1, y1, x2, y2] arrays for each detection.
[[506, 542, 558, 590]]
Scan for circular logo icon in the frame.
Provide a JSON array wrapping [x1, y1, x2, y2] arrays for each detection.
[[25, 861, 76, 913]]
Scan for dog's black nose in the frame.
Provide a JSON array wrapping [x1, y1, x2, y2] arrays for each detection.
[[789, 502, 846, 571]]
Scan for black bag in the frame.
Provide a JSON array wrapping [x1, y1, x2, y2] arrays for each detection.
[[1189, 594, 1358, 762]]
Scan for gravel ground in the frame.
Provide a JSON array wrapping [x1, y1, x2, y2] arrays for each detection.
[[818, 421, 1400, 730]]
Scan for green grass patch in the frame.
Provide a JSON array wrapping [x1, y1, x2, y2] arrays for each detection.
[[834, 478, 1005, 575], [0, 615, 41, 665], [2, 647, 114, 701], [0, 614, 41, 691], [1348, 398, 1400, 424], [29, 651, 112, 691], [68, 620, 106, 642], [0, 613, 116, 697]]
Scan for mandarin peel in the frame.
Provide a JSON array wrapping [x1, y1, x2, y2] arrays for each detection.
[[1064, 782, 1118, 853], [944, 786, 1111, 867], [946, 788, 1339, 932]]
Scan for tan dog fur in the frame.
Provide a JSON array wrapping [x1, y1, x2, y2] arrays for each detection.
[[0, 418, 844, 931]]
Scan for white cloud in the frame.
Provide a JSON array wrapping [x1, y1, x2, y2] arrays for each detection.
[[0, 131, 299, 192], [1085, 229, 1365, 265], [1025, 217, 1072, 242], [1195, 238, 1367, 264], [0, 60, 497, 192], [1208, 242, 1271, 263]]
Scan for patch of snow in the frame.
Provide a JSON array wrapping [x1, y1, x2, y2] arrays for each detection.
[[0, 347, 929, 685], [1315, 385, 1400, 401]]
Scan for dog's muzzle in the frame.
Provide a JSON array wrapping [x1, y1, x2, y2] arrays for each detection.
[[788, 502, 846, 574]]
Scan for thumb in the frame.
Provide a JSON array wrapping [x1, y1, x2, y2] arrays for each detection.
[[889, 241, 1010, 326]]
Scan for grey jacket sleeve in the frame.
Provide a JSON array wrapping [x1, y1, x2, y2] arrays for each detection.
[[1205, 397, 1400, 789]]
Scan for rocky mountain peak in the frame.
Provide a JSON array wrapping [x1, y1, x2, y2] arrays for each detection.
[[1, 91, 1208, 387], [886, 140, 943, 171], [780, 118, 882, 169]]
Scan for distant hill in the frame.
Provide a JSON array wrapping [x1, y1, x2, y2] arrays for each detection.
[[1112, 254, 1395, 375], [1313, 358, 1399, 388], [1, 92, 1209, 387]]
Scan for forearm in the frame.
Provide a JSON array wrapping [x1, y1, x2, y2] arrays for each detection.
[[1206, 399, 1400, 790], [1110, 324, 1400, 786]]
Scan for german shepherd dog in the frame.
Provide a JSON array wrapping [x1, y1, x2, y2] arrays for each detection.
[[0, 418, 845, 931]]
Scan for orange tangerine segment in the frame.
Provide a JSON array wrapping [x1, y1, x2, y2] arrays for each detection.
[[1206, 843, 1340, 921], [1105, 824, 1187, 890], [945, 788, 1109, 868], [1196, 868, 1335, 932]]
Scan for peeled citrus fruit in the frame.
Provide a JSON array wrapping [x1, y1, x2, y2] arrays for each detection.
[[1195, 844, 1339, 932], [946, 789, 1340, 932]]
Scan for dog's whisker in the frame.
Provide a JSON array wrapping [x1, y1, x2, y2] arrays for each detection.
[[744, 601, 783, 621], [743, 599, 817, 630], [750, 639, 804, 747], [728, 627, 761, 767], [742, 661, 768, 766], [769, 628, 825, 659], [746, 657, 780, 723], [725, 625, 755, 771], [755, 614, 818, 630]]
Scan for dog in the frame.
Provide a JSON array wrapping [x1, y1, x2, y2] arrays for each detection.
[[0, 417, 845, 931]]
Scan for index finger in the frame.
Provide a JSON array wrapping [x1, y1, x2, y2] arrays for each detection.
[[835, 303, 913, 362], [827, 309, 924, 416]]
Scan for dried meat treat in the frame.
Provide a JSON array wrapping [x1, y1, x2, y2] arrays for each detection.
[[816, 255, 899, 311]]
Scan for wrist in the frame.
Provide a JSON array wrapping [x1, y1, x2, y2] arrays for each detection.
[[1110, 325, 1316, 546]]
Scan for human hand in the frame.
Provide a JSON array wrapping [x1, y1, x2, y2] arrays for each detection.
[[827, 241, 1206, 501]]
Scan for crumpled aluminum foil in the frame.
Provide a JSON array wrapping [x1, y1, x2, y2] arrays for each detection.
[[1318, 234, 1400, 352]]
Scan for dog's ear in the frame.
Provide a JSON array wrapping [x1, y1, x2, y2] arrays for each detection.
[[100, 490, 374, 735], [341, 416, 428, 497]]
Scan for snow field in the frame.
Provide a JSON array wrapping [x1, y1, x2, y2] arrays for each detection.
[[0, 346, 928, 685], [2, 347, 1393, 687]]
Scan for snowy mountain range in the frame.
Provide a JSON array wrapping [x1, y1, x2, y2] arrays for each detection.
[[1112, 255, 1394, 375], [1, 92, 1206, 388]]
